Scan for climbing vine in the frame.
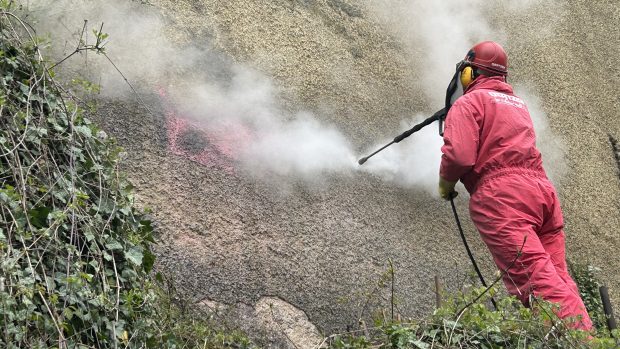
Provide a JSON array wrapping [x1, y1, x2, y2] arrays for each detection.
[[0, 6, 159, 348]]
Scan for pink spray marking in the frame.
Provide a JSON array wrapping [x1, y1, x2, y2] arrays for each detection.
[[158, 88, 253, 174]]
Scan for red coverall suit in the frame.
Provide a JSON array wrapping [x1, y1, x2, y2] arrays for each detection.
[[440, 75, 593, 330]]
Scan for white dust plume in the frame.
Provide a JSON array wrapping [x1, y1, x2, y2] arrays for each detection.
[[514, 86, 568, 186], [26, 0, 199, 99], [166, 66, 360, 181], [357, 116, 444, 191], [364, 0, 498, 106], [25, 0, 564, 195]]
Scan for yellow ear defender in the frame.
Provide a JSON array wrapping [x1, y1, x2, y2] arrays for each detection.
[[460, 66, 475, 89]]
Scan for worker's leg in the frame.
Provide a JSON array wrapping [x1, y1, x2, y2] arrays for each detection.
[[538, 181, 591, 328], [537, 230, 593, 330], [539, 230, 580, 299], [469, 175, 592, 330]]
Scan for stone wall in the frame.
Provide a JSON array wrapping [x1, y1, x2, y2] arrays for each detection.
[[41, 0, 620, 345]]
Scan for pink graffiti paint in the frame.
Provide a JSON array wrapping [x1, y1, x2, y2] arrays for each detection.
[[158, 88, 253, 174]]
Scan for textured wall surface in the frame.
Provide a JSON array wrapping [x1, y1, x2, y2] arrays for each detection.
[[44, 0, 620, 344]]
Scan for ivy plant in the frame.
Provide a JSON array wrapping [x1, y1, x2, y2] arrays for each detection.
[[0, 7, 158, 348]]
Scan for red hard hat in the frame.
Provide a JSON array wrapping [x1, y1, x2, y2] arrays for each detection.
[[464, 41, 508, 75]]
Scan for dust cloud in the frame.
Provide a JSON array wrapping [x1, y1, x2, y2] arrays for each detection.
[[364, 0, 499, 106], [26, 0, 566, 195], [514, 86, 568, 186]]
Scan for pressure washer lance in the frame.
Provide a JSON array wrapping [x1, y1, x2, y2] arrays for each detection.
[[357, 108, 447, 165], [357, 60, 465, 165]]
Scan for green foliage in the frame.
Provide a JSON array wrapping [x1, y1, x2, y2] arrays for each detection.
[[569, 261, 608, 332], [328, 287, 619, 348], [0, 6, 254, 348], [330, 334, 371, 349], [326, 264, 620, 349], [0, 7, 157, 348]]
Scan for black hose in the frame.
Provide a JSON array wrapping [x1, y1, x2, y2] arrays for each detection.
[[449, 195, 497, 310]]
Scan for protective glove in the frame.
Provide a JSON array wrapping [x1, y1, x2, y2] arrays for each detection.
[[438, 177, 458, 200]]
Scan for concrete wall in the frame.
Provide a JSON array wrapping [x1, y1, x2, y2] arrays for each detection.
[[42, 0, 620, 344]]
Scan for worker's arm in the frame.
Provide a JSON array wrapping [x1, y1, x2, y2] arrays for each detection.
[[439, 100, 480, 184]]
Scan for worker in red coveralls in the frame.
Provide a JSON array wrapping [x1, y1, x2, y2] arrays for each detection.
[[438, 41, 593, 330]]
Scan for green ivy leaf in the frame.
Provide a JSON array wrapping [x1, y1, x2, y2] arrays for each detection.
[[412, 339, 430, 349], [83, 229, 95, 242], [105, 239, 123, 250], [74, 125, 92, 137], [125, 246, 143, 266], [27, 206, 51, 229], [143, 248, 155, 273]]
